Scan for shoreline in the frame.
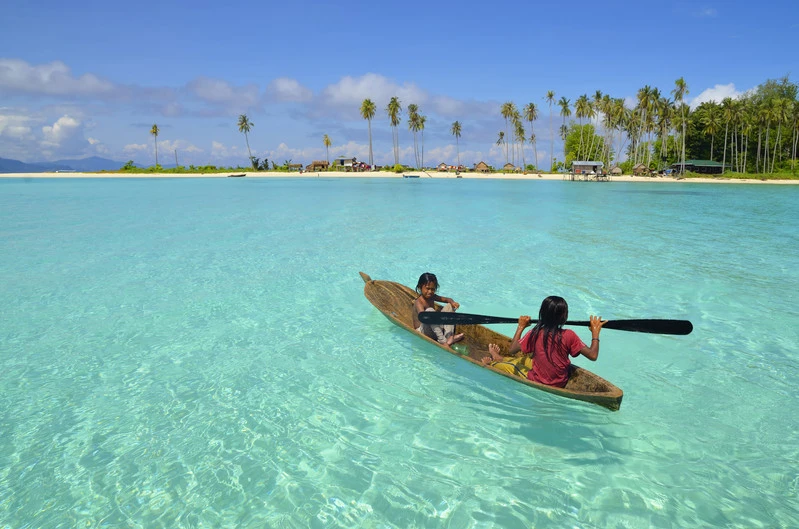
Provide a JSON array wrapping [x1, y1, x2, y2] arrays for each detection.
[[1, 171, 797, 184]]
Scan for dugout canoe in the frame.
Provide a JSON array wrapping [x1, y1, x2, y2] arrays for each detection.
[[359, 272, 623, 411]]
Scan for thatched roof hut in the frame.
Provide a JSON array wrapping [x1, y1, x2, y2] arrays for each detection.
[[610, 166, 622, 175], [475, 161, 490, 173], [632, 163, 650, 176], [306, 160, 329, 172]]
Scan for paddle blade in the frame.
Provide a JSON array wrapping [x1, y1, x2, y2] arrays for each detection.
[[602, 319, 693, 335]]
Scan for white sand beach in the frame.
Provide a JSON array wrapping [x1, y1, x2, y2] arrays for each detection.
[[1, 171, 797, 184]]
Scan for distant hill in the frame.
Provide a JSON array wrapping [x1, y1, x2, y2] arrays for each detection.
[[0, 156, 130, 173]]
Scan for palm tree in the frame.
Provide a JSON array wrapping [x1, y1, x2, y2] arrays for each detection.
[[523, 103, 539, 168], [360, 99, 376, 167], [237, 114, 254, 167], [546, 91, 556, 171], [386, 97, 402, 166], [500, 102, 517, 163], [575, 94, 590, 159], [672, 78, 688, 173], [514, 120, 526, 171], [450, 121, 462, 169], [150, 124, 160, 167], [407, 104, 420, 168], [558, 97, 571, 161], [496, 131, 505, 163], [720, 98, 734, 171], [419, 114, 427, 169], [323, 134, 332, 164]]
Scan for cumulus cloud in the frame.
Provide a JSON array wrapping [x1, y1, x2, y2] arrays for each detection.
[[319, 73, 428, 110], [0, 110, 34, 140], [0, 59, 116, 97], [690, 83, 743, 108], [185, 77, 260, 109], [266, 78, 313, 103]]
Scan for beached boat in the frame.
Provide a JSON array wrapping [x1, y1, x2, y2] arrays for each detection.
[[227, 173, 245, 177], [359, 272, 623, 410]]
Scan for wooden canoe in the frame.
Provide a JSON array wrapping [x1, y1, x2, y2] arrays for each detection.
[[360, 272, 623, 411]]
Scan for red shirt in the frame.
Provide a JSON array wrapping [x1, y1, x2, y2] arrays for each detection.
[[520, 328, 585, 387]]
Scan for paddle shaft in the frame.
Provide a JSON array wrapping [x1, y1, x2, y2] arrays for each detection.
[[418, 311, 693, 335]]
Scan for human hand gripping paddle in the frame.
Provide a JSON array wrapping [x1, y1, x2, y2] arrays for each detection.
[[418, 311, 693, 335]]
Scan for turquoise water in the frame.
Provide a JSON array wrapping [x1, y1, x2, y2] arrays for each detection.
[[1, 177, 797, 528]]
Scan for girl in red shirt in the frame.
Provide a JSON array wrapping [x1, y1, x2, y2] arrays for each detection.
[[484, 296, 606, 387]]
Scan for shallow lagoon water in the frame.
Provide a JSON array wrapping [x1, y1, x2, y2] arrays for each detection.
[[1, 177, 797, 528]]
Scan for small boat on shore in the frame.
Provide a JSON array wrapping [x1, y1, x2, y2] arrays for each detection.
[[402, 173, 420, 178], [227, 173, 245, 177], [359, 272, 623, 410]]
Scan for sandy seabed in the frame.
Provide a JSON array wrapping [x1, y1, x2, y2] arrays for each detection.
[[1, 171, 796, 184]]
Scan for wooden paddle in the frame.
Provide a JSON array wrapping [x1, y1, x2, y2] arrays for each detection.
[[418, 311, 693, 335]]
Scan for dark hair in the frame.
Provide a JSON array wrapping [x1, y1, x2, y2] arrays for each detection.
[[529, 296, 568, 363], [415, 272, 439, 293]]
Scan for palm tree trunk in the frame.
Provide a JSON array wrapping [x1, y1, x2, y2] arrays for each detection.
[[367, 119, 373, 166], [722, 123, 729, 173]]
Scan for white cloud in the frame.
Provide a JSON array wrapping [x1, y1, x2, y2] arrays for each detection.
[[0, 111, 34, 139], [41, 115, 81, 145], [0, 59, 116, 96], [185, 77, 260, 108], [319, 73, 428, 111], [266, 78, 313, 102], [690, 83, 743, 108], [123, 143, 149, 154]]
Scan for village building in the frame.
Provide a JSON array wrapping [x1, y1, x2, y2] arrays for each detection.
[[572, 160, 604, 175], [670, 159, 725, 175], [632, 163, 650, 176], [306, 160, 329, 172], [474, 161, 491, 173], [332, 157, 357, 171]]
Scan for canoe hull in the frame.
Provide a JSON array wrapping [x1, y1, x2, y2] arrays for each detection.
[[360, 272, 623, 410]]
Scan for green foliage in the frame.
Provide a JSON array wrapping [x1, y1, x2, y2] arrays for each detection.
[[393, 164, 404, 173], [121, 160, 136, 171], [563, 123, 606, 165]]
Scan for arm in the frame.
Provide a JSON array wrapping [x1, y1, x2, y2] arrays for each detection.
[[578, 315, 607, 361], [507, 315, 532, 355], [434, 295, 459, 310]]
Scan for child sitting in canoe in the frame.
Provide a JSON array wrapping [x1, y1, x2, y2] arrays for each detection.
[[412, 272, 464, 347], [481, 296, 606, 387]]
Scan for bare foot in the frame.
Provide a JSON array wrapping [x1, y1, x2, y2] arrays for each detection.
[[487, 343, 503, 361]]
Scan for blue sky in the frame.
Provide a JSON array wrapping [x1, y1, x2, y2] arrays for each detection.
[[1, 0, 797, 167]]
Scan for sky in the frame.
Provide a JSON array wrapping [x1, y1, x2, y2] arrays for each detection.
[[1, 0, 798, 168]]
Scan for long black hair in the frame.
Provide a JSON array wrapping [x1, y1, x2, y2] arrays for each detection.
[[528, 296, 568, 362], [415, 272, 439, 294]]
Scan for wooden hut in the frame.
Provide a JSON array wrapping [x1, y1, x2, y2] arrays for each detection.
[[632, 163, 650, 176], [610, 166, 623, 175], [437, 162, 449, 172], [475, 161, 490, 173], [306, 160, 329, 172], [502, 162, 518, 173]]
